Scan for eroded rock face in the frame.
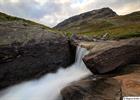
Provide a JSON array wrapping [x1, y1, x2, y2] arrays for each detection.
[[115, 73, 140, 96], [114, 65, 140, 96], [61, 77, 121, 100], [0, 15, 75, 89], [83, 38, 140, 74]]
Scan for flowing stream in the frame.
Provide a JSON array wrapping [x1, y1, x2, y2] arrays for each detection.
[[0, 46, 92, 100]]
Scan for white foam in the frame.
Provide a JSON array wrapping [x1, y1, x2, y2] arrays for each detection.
[[0, 46, 92, 100]]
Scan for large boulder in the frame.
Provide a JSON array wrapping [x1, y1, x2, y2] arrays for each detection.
[[83, 38, 140, 74], [61, 77, 121, 100], [0, 13, 75, 89]]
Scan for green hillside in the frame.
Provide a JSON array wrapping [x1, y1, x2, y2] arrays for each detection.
[[0, 12, 62, 33], [55, 10, 140, 39]]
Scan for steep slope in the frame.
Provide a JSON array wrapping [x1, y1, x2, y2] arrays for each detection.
[[0, 12, 75, 89], [55, 7, 117, 30], [55, 8, 140, 39], [0, 12, 62, 45]]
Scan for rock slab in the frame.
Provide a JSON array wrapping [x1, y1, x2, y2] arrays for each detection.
[[83, 38, 140, 74], [61, 78, 121, 100]]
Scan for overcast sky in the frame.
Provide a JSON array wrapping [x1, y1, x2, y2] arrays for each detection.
[[0, 0, 140, 27]]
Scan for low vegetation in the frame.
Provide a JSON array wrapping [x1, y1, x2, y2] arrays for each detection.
[[0, 12, 63, 35], [1, 11, 140, 40], [64, 11, 140, 39]]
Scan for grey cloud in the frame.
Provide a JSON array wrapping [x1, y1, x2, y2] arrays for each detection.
[[0, 0, 62, 19], [0, 0, 140, 27], [86, 0, 140, 15]]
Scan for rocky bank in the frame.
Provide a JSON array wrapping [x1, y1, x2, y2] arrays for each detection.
[[61, 38, 140, 100], [0, 12, 75, 89]]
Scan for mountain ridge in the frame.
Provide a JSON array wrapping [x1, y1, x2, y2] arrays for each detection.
[[55, 7, 118, 29]]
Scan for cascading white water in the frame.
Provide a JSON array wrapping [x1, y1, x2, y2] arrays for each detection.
[[0, 46, 92, 100]]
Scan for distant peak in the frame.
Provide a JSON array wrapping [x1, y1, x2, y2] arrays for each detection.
[[90, 7, 118, 16], [95, 7, 113, 11], [55, 7, 118, 29], [100, 7, 113, 10]]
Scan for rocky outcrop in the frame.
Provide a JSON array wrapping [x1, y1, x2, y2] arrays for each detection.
[[83, 38, 140, 74], [0, 13, 75, 89], [61, 77, 121, 100]]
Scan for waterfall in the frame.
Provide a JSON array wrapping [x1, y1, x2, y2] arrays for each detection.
[[0, 46, 92, 100]]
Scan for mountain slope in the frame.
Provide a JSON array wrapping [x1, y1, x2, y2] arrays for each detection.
[[55, 8, 140, 39], [55, 7, 117, 29], [0, 12, 63, 45]]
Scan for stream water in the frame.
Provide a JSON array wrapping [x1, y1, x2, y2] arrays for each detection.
[[0, 46, 92, 100]]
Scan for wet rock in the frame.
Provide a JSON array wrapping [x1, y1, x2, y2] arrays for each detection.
[[114, 65, 140, 96], [61, 77, 121, 100], [83, 38, 140, 74]]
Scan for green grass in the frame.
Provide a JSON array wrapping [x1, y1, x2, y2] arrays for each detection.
[[62, 11, 140, 39], [0, 12, 37, 24], [0, 12, 55, 30], [80, 23, 140, 39]]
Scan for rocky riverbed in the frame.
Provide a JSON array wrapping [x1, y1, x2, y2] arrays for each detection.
[[60, 37, 140, 100], [0, 10, 140, 100]]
